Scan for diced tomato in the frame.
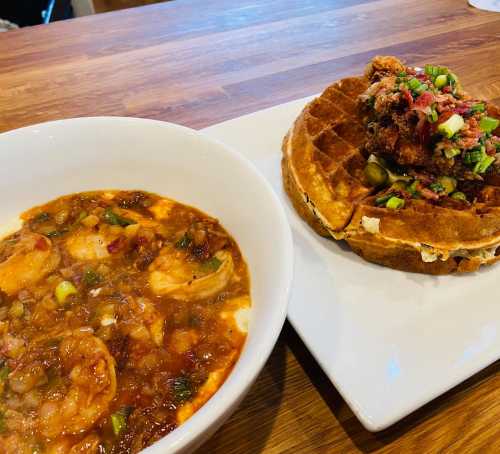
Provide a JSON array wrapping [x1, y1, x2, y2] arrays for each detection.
[[442, 86, 452, 93]]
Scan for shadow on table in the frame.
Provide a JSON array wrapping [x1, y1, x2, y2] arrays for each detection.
[[286, 321, 500, 453], [195, 329, 288, 453]]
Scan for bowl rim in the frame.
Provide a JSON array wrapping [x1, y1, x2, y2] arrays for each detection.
[[0, 116, 294, 453]]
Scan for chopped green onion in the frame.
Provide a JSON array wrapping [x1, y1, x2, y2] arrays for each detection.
[[463, 147, 485, 165], [55, 281, 77, 304], [102, 209, 136, 227], [407, 180, 420, 197], [428, 109, 438, 123], [474, 155, 495, 174], [437, 176, 457, 194], [83, 269, 102, 287], [175, 233, 192, 249], [200, 256, 222, 273], [0, 365, 10, 381], [448, 72, 458, 87], [425, 64, 438, 76], [429, 182, 445, 193], [471, 103, 485, 113], [46, 230, 68, 238], [444, 147, 461, 159], [375, 193, 395, 206], [451, 191, 467, 202], [397, 71, 406, 77], [437, 114, 464, 138], [407, 78, 421, 90], [479, 116, 499, 133], [173, 376, 193, 403], [111, 412, 127, 436], [434, 74, 448, 89], [33, 212, 50, 223], [414, 83, 428, 95], [386, 196, 405, 210]]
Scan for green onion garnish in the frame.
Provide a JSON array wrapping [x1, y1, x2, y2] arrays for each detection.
[[471, 103, 485, 113], [474, 155, 495, 174], [407, 78, 421, 90], [444, 148, 461, 159], [102, 209, 136, 227], [83, 269, 102, 287], [175, 233, 192, 249], [451, 192, 467, 202], [414, 83, 429, 95], [407, 180, 420, 197], [437, 114, 464, 138], [55, 281, 78, 305], [200, 256, 222, 273], [429, 182, 444, 193], [386, 196, 405, 210], [463, 147, 485, 165], [428, 109, 438, 123], [375, 193, 395, 206], [479, 116, 499, 133], [448, 73, 458, 87], [425, 65, 437, 76], [434, 74, 448, 89], [111, 412, 127, 436]]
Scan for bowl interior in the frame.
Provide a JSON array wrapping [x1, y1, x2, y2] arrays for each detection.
[[0, 117, 293, 453]]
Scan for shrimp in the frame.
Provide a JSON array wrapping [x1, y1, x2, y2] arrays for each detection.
[[0, 433, 33, 454], [65, 227, 116, 261], [118, 297, 165, 346], [0, 232, 60, 296], [43, 434, 100, 454], [149, 248, 233, 301], [38, 331, 116, 439]]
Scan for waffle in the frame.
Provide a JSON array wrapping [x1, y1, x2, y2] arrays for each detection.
[[282, 57, 500, 274]]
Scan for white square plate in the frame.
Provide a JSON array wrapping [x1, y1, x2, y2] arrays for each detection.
[[202, 98, 500, 431]]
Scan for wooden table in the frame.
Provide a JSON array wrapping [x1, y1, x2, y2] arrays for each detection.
[[1, 1, 499, 452]]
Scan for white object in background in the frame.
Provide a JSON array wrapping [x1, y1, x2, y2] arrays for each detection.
[[72, 0, 95, 16], [0, 117, 293, 453], [203, 97, 500, 432], [0, 19, 19, 32], [469, 0, 500, 12]]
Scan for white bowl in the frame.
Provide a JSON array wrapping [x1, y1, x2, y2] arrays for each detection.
[[0, 117, 293, 453]]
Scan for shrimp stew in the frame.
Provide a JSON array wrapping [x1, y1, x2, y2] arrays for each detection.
[[0, 191, 250, 453]]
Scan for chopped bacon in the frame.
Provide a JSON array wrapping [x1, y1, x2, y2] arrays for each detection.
[[420, 187, 440, 200], [413, 91, 435, 113], [453, 105, 470, 116]]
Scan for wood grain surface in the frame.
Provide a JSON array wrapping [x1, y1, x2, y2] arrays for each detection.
[[92, 0, 167, 14], [0, 1, 499, 452]]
